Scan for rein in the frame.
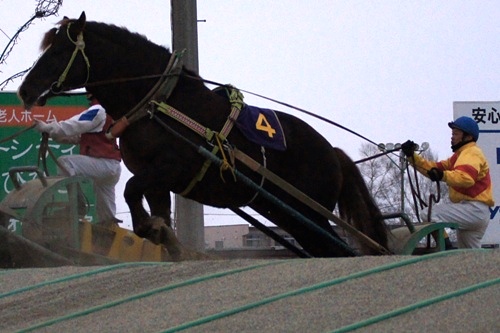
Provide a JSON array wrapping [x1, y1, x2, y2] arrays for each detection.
[[0, 124, 35, 144], [36, 133, 70, 177], [49, 21, 376, 152], [86, 71, 379, 149], [405, 155, 441, 222], [0, 125, 69, 177], [354, 147, 401, 164], [53, 37, 376, 153]]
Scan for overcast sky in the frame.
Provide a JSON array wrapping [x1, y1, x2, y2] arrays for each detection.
[[2, 1, 499, 227]]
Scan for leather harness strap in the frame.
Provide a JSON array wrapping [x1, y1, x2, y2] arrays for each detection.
[[105, 48, 244, 196], [106, 50, 186, 139], [151, 90, 243, 196]]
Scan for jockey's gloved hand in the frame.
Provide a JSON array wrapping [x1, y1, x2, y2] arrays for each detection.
[[427, 167, 444, 182], [33, 119, 51, 133], [401, 140, 417, 157]]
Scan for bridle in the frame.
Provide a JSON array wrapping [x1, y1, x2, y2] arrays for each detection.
[[50, 22, 91, 94]]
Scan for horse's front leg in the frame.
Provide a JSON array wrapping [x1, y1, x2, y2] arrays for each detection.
[[124, 174, 183, 259], [144, 186, 173, 227]]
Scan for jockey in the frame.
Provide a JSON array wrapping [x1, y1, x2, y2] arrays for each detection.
[[33, 93, 122, 226], [402, 116, 494, 249]]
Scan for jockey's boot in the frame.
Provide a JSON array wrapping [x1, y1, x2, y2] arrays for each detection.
[[444, 237, 456, 250]]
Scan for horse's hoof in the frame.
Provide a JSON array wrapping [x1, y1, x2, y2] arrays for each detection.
[[146, 216, 184, 259], [142, 217, 213, 261]]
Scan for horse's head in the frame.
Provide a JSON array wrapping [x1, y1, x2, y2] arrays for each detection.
[[18, 12, 89, 110]]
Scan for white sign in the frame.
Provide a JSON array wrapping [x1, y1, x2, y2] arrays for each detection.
[[453, 101, 500, 246]]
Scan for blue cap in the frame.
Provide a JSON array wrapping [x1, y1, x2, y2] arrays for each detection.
[[448, 116, 479, 141]]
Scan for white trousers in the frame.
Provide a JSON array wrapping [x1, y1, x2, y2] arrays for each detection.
[[427, 200, 490, 249], [57, 155, 121, 223]]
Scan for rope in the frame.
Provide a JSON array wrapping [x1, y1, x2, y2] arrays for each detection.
[[80, 71, 381, 148], [37, 132, 50, 175], [354, 147, 401, 164], [214, 133, 236, 183], [0, 124, 35, 144], [35, 131, 70, 176], [405, 155, 441, 222], [242, 146, 267, 206], [51, 25, 90, 93], [426, 182, 441, 222], [149, 112, 358, 255]]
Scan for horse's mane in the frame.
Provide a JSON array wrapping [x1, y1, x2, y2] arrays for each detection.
[[40, 18, 169, 54], [40, 28, 56, 51], [40, 17, 74, 50], [88, 21, 168, 53]]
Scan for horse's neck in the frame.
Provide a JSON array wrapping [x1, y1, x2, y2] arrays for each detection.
[[83, 25, 171, 119], [91, 56, 171, 120]]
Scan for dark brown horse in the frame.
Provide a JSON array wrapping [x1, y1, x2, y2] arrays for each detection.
[[18, 12, 388, 258]]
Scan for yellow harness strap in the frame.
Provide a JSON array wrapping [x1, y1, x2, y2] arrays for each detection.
[[177, 105, 241, 196], [152, 87, 244, 196]]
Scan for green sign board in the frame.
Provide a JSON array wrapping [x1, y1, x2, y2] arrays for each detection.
[[0, 92, 97, 227]]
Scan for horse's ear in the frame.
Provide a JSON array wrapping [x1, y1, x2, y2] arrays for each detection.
[[74, 11, 86, 31]]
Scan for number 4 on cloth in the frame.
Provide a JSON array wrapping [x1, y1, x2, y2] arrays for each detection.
[[235, 104, 287, 151], [256, 113, 276, 138]]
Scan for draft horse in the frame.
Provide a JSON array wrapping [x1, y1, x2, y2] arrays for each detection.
[[18, 12, 388, 258]]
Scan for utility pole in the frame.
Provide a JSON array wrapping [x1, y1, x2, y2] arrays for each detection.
[[170, 0, 205, 252]]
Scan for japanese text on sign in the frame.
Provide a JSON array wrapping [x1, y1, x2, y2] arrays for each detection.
[[471, 107, 500, 124], [0, 108, 60, 125]]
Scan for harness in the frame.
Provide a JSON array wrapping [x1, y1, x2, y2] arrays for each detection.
[[150, 88, 243, 195], [54, 25, 254, 197], [105, 49, 185, 138], [105, 50, 245, 196], [51, 23, 91, 93]]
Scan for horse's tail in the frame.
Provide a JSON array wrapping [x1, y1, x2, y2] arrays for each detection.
[[334, 147, 388, 255]]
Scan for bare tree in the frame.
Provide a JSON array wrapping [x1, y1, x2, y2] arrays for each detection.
[[0, 0, 62, 89], [357, 144, 400, 213], [357, 143, 448, 224]]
